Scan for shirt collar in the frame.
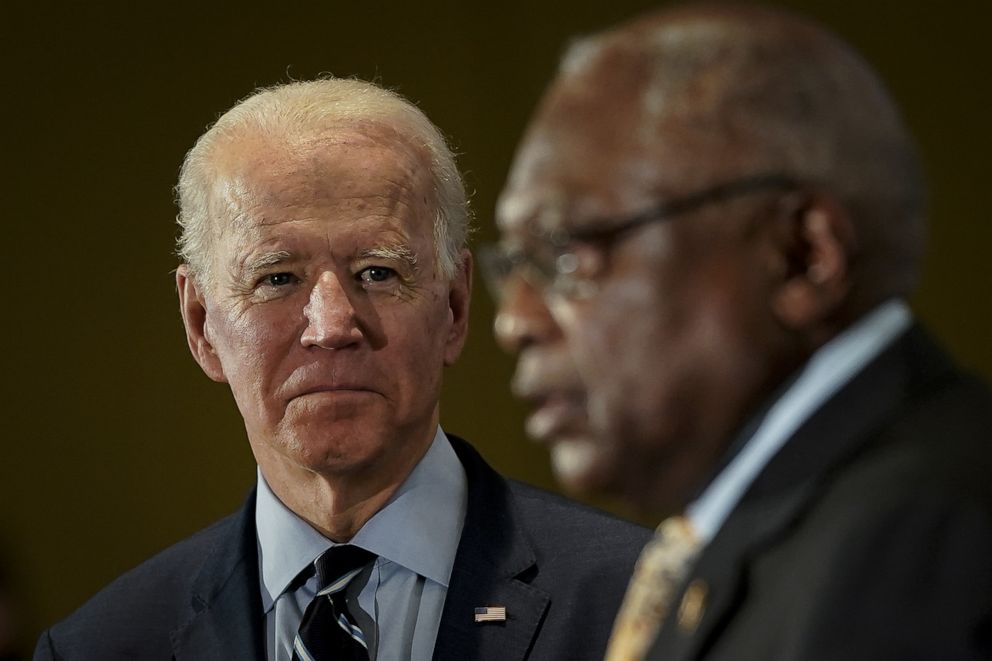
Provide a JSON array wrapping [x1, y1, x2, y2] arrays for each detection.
[[255, 427, 467, 613], [687, 299, 913, 544]]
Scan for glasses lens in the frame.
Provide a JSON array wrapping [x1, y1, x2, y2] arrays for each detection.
[[478, 243, 517, 301], [479, 242, 563, 302]]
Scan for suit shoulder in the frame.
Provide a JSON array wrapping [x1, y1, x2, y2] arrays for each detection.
[[77, 510, 240, 610], [499, 481, 649, 659], [448, 434, 652, 556], [43, 511, 243, 657], [507, 479, 652, 555], [869, 370, 992, 507]]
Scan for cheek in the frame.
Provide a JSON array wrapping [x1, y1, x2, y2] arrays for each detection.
[[408, 291, 452, 354], [559, 276, 698, 447], [559, 279, 661, 388], [209, 307, 299, 395], [378, 295, 450, 383]]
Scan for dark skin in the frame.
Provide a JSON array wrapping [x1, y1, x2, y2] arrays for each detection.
[[495, 5, 921, 515]]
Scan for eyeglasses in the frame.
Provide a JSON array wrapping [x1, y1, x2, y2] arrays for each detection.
[[480, 172, 800, 301]]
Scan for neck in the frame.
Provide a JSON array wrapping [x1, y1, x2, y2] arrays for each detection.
[[258, 430, 436, 542]]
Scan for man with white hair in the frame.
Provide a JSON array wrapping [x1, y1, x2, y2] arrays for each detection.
[[35, 78, 650, 661]]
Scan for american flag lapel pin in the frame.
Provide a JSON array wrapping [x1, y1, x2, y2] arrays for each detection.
[[474, 606, 507, 623]]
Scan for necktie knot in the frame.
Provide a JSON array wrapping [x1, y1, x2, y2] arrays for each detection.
[[314, 545, 376, 590], [293, 545, 377, 661]]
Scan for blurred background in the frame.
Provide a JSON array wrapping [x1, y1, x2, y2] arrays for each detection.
[[4, 1, 990, 656]]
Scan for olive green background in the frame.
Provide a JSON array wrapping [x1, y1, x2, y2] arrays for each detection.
[[4, 1, 990, 656]]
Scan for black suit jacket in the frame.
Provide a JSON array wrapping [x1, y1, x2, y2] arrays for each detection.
[[648, 326, 992, 661], [36, 437, 651, 660]]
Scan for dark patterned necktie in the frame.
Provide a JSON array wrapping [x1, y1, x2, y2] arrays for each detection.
[[292, 545, 377, 661]]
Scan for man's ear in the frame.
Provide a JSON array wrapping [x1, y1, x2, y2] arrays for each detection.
[[443, 249, 473, 366], [769, 192, 855, 331], [176, 265, 228, 383]]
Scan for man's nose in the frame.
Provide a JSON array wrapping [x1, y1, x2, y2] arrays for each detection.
[[493, 275, 561, 354], [301, 271, 364, 350]]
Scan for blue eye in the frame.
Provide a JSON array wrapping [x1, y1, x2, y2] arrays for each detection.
[[264, 273, 295, 286], [360, 266, 395, 283]]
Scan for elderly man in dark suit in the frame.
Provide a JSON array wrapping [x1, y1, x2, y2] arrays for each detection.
[[488, 4, 992, 660], [34, 78, 650, 660]]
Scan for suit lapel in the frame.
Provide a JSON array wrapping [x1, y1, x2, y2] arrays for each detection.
[[171, 491, 266, 661], [432, 437, 551, 661], [648, 482, 814, 661], [649, 326, 957, 661]]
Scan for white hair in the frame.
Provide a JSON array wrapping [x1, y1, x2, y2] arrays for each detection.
[[175, 77, 470, 286]]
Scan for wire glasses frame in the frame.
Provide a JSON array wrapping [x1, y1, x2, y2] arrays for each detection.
[[480, 172, 800, 301]]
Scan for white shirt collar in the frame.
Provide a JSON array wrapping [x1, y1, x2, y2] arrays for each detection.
[[687, 299, 913, 544], [255, 427, 467, 612]]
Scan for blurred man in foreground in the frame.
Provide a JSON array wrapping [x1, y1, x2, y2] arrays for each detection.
[[36, 78, 649, 660], [489, 5, 992, 660]]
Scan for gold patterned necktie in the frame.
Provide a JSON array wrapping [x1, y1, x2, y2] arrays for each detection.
[[605, 515, 701, 661]]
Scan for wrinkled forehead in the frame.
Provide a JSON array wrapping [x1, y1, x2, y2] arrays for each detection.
[[497, 72, 654, 237], [497, 37, 736, 240], [207, 122, 433, 238]]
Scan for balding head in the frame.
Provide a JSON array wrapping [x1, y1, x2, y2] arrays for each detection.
[[177, 78, 470, 289], [508, 3, 925, 307]]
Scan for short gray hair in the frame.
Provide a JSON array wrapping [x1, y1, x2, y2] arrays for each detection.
[[562, 7, 927, 299], [176, 78, 471, 286]]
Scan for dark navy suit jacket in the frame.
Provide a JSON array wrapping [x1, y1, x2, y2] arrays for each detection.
[[36, 437, 651, 660], [646, 327, 992, 661]]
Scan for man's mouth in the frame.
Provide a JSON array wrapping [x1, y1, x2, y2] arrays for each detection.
[[512, 350, 590, 443], [524, 394, 588, 443], [288, 383, 380, 403]]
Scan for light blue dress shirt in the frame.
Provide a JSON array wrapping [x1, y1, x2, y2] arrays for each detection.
[[255, 427, 468, 661], [687, 299, 912, 545]]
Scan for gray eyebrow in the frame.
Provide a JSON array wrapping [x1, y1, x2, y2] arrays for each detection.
[[242, 250, 294, 276], [235, 245, 420, 279], [358, 245, 420, 272]]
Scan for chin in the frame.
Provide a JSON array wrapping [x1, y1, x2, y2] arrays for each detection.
[[548, 437, 618, 495], [277, 427, 384, 475]]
